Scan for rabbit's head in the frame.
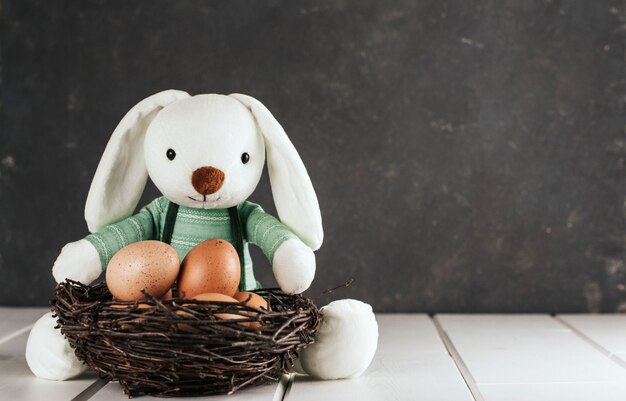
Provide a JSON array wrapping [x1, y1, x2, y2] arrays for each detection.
[[84, 90, 323, 250], [143, 95, 265, 210]]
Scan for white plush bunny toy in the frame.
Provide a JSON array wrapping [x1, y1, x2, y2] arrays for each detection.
[[25, 90, 378, 382]]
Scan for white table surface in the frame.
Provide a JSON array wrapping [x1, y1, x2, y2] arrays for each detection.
[[2, 308, 626, 401]]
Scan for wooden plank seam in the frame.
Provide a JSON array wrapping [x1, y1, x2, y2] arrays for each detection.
[[554, 316, 626, 370], [0, 324, 34, 345], [277, 373, 294, 401], [70, 378, 109, 401], [432, 316, 483, 401]]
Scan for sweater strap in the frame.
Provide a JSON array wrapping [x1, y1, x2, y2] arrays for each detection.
[[161, 201, 179, 245], [228, 206, 246, 291]]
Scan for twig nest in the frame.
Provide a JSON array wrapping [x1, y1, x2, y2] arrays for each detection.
[[52, 280, 320, 397]]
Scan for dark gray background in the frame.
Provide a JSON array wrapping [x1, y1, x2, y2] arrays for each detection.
[[1, 1, 624, 312]]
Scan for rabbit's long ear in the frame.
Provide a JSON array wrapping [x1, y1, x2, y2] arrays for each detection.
[[229, 94, 323, 250], [85, 90, 190, 233]]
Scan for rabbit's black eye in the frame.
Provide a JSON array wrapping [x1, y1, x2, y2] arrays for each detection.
[[241, 152, 250, 164], [166, 149, 176, 161]]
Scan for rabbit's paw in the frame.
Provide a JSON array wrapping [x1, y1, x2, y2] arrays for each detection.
[[273, 238, 316, 294], [52, 239, 101, 284], [25, 312, 88, 380], [296, 299, 378, 379]]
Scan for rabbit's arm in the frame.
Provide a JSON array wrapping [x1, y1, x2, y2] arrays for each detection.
[[84, 197, 165, 269], [240, 202, 315, 294], [272, 238, 316, 294], [52, 239, 103, 284], [52, 197, 165, 284]]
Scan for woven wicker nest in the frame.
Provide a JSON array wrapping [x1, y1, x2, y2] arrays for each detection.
[[52, 280, 320, 397]]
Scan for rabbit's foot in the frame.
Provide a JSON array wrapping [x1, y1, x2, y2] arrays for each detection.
[[295, 299, 378, 379], [26, 312, 87, 380]]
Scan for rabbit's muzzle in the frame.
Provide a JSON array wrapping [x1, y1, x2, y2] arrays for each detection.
[[191, 166, 225, 195]]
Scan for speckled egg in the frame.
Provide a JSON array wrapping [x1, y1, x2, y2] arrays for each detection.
[[106, 240, 180, 301], [177, 239, 241, 298]]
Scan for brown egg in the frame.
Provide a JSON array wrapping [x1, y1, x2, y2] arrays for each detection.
[[161, 288, 173, 300], [193, 292, 243, 321], [177, 239, 240, 298], [106, 240, 180, 301], [111, 303, 151, 309], [176, 292, 243, 332], [110, 303, 151, 330], [174, 310, 198, 332], [234, 292, 270, 328]]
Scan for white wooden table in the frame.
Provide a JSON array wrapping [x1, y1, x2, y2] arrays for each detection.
[[3, 308, 626, 401]]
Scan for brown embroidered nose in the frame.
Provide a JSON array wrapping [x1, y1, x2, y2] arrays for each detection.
[[191, 166, 225, 195]]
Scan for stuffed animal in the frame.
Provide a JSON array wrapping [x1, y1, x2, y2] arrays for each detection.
[[25, 91, 378, 381]]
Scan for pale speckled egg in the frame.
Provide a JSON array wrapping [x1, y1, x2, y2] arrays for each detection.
[[234, 292, 270, 328], [106, 240, 180, 301], [177, 239, 240, 298]]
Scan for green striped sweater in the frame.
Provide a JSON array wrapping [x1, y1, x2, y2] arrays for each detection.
[[84, 197, 298, 290]]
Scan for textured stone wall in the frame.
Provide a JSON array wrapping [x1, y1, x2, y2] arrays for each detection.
[[1, 1, 624, 312]]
